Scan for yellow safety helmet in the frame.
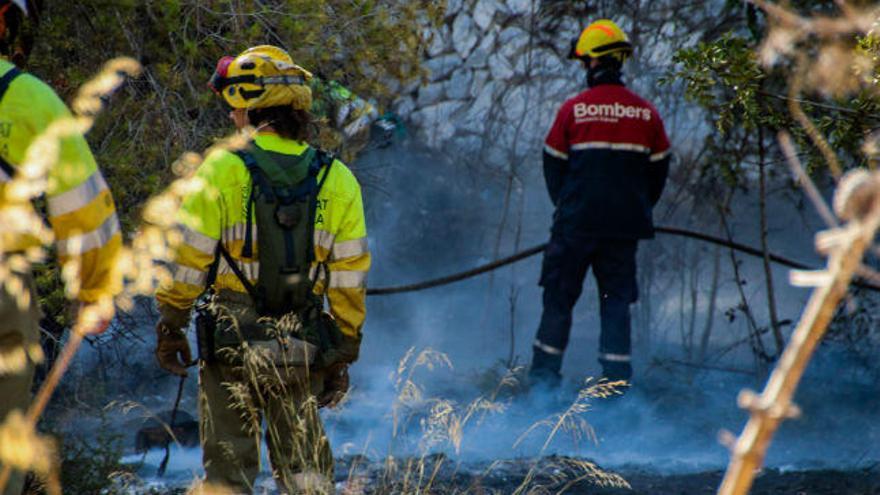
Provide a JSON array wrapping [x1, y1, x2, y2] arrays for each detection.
[[208, 45, 314, 110], [569, 19, 633, 63]]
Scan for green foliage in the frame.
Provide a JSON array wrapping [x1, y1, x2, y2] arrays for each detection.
[[858, 31, 880, 87], [665, 34, 767, 134], [660, 3, 880, 355], [663, 25, 880, 187], [26, 0, 440, 320], [57, 427, 130, 494], [662, 33, 782, 187], [25, 412, 131, 494], [31, 0, 438, 226]]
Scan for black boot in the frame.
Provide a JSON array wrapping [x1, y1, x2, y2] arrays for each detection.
[[529, 346, 563, 389], [600, 359, 632, 383]]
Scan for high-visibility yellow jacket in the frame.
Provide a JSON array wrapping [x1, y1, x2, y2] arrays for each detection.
[[156, 132, 370, 339], [0, 60, 122, 303]]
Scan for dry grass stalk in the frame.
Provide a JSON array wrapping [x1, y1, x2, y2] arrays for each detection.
[[330, 350, 629, 493], [718, 167, 880, 494]]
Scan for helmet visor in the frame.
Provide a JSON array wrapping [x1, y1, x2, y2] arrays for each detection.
[[207, 56, 235, 95]]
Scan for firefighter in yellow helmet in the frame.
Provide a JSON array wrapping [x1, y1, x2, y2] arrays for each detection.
[[530, 20, 670, 387], [155, 45, 370, 493], [209, 51, 386, 163], [0, 1, 122, 493]]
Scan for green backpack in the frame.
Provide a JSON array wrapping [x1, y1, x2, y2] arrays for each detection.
[[238, 144, 330, 315], [196, 143, 336, 367]]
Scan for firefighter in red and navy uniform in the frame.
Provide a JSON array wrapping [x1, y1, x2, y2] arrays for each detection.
[[529, 19, 671, 386]]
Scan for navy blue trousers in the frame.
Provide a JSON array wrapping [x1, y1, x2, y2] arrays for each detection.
[[530, 235, 638, 382]]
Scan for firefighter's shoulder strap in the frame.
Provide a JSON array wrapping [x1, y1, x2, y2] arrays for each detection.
[[203, 240, 260, 301], [0, 66, 23, 178]]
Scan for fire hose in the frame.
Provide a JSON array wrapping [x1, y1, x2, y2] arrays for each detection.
[[366, 224, 880, 295]]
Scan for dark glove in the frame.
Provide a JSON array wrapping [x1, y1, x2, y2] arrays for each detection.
[[155, 322, 193, 377], [317, 363, 349, 409], [315, 312, 361, 368]]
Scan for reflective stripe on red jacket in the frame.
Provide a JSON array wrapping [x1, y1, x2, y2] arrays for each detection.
[[543, 83, 670, 239]]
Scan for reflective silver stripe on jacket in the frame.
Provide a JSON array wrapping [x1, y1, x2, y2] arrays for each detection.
[[218, 256, 259, 282], [55, 213, 119, 256], [221, 222, 258, 244], [47, 172, 109, 216], [171, 264, 207, 286], [544, 144, 569, 160], [650, 149, 671, 162], [327, 270, 367, 288], [180, 225, 217, 254], [571, 141, 651, 154], [314, 229, 335, 251], [331, 238, 368, 260]]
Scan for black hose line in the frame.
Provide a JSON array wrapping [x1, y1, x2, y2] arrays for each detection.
[[367, 244, 546, 295], [366, 225, 880, 295]]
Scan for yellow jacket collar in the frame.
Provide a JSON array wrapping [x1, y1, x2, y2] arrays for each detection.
[[253, 132, 308, 155]]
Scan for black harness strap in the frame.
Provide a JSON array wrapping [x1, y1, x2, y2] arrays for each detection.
[[0, 67, 22, 178], [0, 152, 14, 179], [204, 242, 222, 289], [234, 150, 261, 258], [217, 242, 260, 304], [314, 149, 334, 191]]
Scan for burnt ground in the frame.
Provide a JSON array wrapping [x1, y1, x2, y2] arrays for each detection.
[[606, 468, 880, 495], [120, 446, 880, 494], [109, 349, 880, 494], [331, 455, 880, 495], [566, 467, 880, 495], [123, 456, 880, 494]]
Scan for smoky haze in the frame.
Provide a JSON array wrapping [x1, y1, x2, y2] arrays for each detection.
[[323, 132, 880, 473], [57, 96, 880, 495], [55, 4, 880, 482]]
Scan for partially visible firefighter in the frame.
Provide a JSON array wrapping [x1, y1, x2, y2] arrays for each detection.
[[309, 78, 395, 163], [155, 45, 370, 493], [211, 51, 399, 164], [0, 1, 121, 493], [529, 20, 670, 388]]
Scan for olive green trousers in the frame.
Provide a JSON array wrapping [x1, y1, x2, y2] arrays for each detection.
[[199, 358, 333, 494], [0, 271, 41, 495]]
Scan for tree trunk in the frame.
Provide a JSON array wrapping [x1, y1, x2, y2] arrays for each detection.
[[758, 124, 785, 356], [699, 244, 721, 361]]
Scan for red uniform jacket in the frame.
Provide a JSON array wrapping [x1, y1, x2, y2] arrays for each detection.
[[544, 83, 671, 239]]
